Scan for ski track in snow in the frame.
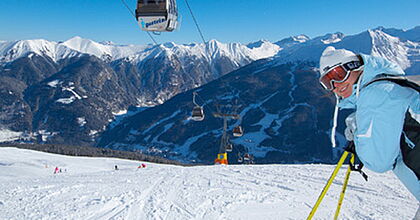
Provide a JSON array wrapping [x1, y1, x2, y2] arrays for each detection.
[[0, 147, 418, 220]]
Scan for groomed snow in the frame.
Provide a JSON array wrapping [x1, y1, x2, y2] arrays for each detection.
[[0, 147, 417, 219], [0, 129, 23, 142]]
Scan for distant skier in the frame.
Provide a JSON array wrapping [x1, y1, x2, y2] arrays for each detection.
[[54, 167, 59, 174], [115, 165, 119, 170], [318, 47, 419, 212]]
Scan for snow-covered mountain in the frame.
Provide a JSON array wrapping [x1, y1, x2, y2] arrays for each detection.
[[0, 39, 79, 63], [0, 26, 419, 157], [0, 36, 281, 146], [0, 147, 417, 219], [98, 26, 420, 164], [0, 37, 280, 104], [0, 37, 279, 67], [274, 34, 310, 48], [246, 40, 282, 59], [379, 25, 420, 42], [275, 28, 420, 74], [61, 36, 148, 61]]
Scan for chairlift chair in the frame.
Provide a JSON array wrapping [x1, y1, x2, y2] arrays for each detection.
[[233, 125, 243, 137], [135, 0, 179, 32]]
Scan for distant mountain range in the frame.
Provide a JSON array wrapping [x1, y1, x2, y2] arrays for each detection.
[[0, 26, 419, 164]]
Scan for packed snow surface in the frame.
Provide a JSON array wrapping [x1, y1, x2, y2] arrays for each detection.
[[0, 147, 417, 220], [0, 130, 23, 142]]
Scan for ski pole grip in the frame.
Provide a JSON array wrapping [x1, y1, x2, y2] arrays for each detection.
[[344, 141, 356, 154]]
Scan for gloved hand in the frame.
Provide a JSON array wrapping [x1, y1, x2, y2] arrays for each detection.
[[344, 112, 357, 141]]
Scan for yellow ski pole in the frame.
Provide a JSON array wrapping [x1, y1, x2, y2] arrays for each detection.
[[307, 150, 350, 220], [334, 153, 355, 220]]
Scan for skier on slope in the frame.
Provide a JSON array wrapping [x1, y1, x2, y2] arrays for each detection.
[[318, 46, 419, 215]]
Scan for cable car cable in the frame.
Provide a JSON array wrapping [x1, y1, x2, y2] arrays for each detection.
[[183, 0, 206, 44], [119, 0, 159, 45]]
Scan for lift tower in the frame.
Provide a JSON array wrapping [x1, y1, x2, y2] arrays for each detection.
[[213, 105, 239, 165]]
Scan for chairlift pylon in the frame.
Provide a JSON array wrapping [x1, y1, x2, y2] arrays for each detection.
[[135, 0, 179, 32]]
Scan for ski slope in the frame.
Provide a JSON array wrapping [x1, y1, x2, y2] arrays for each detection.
[[0, 147, 417, 220]]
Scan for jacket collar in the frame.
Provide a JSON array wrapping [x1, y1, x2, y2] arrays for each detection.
[[338, 54, 405, 109]]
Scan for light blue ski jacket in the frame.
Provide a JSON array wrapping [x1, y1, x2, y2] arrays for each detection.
[[338, 54, 420, 201]]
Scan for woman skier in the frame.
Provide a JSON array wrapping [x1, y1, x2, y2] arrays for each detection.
[[318, 46, 419, 217]]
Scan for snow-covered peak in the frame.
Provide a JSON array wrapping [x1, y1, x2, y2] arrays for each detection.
[[0, 39, 78, 63], [378, 26, 420, 42], [203, 39, 279, 61], [275, 34, 310, 48], [273, 28, 417, 74], [0, 34, 330, 67], [100, 40, 116, 46], [61, 36, 149, 61], [2, 25, 417, 70], [246, 40, 281, 59], [161, 42, 177, 49], [292, 34, 310, 43], [368, 29, 411, 69], [61, 36, 114, 59], [246, 40, 270, 49], [320, 32, 345, 44], [205, 39, 226, 51]]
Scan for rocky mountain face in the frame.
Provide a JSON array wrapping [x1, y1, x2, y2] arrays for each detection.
[[0, 26, 419, 164]]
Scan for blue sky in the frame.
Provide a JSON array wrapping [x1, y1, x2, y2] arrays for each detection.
[[1, 0, 419, 45]]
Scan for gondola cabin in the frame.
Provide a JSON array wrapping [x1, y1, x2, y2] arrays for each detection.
[[191, 106, 204, 121], [135, 0, 178, 32], [233, 126, 243, 137], [237, 157, 243, 163], [225, 144, 233, 152]]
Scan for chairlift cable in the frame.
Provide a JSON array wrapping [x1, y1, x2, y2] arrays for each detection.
[[194, 92, 218, 116], [176, 0, 232, 124], [184, 0, 206, 44], [176, 0, 239, 131], [120, 0, 158, 45], [145, 31, 159, 45], [191, 91, 229, 133]]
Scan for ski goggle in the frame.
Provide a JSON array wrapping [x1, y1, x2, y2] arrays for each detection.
[[319, 60, 363, 91]]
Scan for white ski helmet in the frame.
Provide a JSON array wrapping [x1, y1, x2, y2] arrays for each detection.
[[319, 46, 360, 77]]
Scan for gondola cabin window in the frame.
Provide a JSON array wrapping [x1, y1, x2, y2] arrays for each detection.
[[137, 0, 167, 16]]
